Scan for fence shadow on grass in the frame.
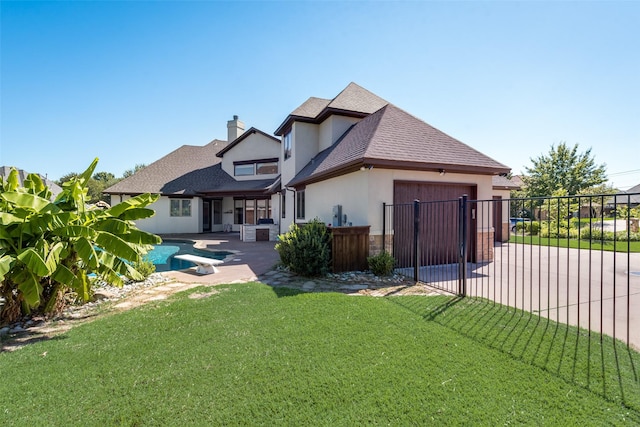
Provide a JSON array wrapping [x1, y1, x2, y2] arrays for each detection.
[[389, 295, 640, 413]]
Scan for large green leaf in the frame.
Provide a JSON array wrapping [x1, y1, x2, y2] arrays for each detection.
[[93, 217, 130, 234], [119, 207, 156, 221], [106, 193, 159, 218], [0, 254, 14, 282], [78, 158, 99, 184], [95, 232, 139, 263], [2, 169, 20, 192], [1, 191, 59, 214], [17, 248, 50, 276], [44, 242, 65, 274], [0, 211, 24, 225], [74, 237, 98, 269], [71, 270, 91, 302], [15, 268, 43, 307], [120, 229, 162, 245], [52, 225, 97, 239], [51, 264, 76, 286], [23, 173, 50, 199]]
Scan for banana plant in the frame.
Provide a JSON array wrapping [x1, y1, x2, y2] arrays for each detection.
[[0, 159, 161, 323]]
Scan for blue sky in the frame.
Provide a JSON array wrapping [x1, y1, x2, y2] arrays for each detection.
[[1, 1, 638, 190]]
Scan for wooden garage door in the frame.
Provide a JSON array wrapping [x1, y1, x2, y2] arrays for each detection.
[[393, 181, 477, 267]]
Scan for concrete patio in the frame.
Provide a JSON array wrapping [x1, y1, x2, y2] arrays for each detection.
[[160, 232, 280, 285]]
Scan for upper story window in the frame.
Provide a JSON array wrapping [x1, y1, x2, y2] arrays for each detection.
[[170, 199, 191, 217], [234, 158, 279, 177], [283, 131, 292, 160]]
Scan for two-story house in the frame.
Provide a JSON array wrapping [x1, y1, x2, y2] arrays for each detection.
[[275, 82, 509, 257], [107, 82, 511, 258]]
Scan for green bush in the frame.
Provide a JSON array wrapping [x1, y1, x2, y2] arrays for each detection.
[[540, 222, 570, 239], [527, 221, 541, 235], [134, 260, 156, 279], [275, 219, 331, 277], [516, 221, 541, 235], [367, 251, 395, 276]]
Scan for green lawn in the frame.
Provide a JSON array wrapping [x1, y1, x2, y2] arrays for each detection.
[[1, 282, 639, 425], [510, 235, 640, 252]]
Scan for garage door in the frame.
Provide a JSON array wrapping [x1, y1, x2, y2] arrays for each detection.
[[393, 181, 477, 267]]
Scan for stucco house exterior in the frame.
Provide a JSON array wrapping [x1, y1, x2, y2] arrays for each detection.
[[106, 83, 511, 257], [276, 83, 509, 258]]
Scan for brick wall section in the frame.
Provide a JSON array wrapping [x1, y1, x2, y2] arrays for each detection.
[[476, 229, 494, 262], [369, 234, 394, 256]]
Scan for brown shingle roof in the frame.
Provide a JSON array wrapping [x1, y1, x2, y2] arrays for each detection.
[[492, 175, 521, 190], [105, 140, 230, 195], [290, 97, 331, 119], [326, 82, 388, 114], [274, 82, 389, 135], [287, 104, 510, 187]]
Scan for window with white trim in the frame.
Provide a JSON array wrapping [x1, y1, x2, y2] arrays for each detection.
[[170, 199, 192, 217]]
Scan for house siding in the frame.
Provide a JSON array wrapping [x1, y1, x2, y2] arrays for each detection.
[[220, 132, 281, 181]]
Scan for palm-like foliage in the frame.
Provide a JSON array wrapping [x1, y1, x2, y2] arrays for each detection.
[[0, 159, 161, 323]]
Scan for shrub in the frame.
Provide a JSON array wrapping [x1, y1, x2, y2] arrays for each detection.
[[367, 251, 395, 276], [275, 219, 331, 277], [527, 221, 541, 235], [134, 260, 156, 279]]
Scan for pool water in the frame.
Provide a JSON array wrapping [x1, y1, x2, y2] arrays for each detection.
[[144, 241, 231, 272]]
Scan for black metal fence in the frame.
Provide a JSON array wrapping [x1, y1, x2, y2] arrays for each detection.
[[383, 192, 640, 349]]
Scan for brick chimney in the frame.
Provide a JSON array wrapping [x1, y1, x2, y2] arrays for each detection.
[[227, 115, 245, 142]]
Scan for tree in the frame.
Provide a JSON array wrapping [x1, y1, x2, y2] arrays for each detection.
[[122, 164, 146, 179], [523, 142, 607, 198], [0, 159, 161, 323]]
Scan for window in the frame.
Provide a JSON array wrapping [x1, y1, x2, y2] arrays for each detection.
[[257, 199, 268, 221], [245, 199, 255, 225], [296, 190, 305, 220], [170, 199, 191, 217], [234, 163, 255, 176], [213, 199, 222, 224], [281, 191, 286, 218], [234, 199, 244, 224], [256, 161, 278, 175], [233, 198, 272, 224], [283, 131, 292, 160], [234, 158, 278, 176]]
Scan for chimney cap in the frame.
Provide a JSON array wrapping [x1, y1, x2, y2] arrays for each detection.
[[233, 115, 238, 120]]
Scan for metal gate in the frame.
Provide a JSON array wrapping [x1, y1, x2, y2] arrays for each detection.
[[383, 192, 640, 350], [383, 197, 472, 295]]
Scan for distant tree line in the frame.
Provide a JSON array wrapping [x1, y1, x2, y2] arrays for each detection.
[[56, 163, 146, 204]]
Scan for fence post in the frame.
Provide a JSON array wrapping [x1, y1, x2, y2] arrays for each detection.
[[458, 195, 468, 296], [382, 202, 386, 254], [413, 199, 420, 282]]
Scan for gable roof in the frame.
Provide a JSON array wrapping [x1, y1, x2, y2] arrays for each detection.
[[0, 166, 63, 197], [105, 138, 280, 197], [105, 140, 229, 195], [215, 127, 280, 158], [274, 82, 389, 135], [287, 104, 510, 187], [609, 183, 640, 206], [492, 175, 521, 190]]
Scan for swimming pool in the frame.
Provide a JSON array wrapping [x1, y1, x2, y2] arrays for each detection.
[[145, 241, 231, 272]]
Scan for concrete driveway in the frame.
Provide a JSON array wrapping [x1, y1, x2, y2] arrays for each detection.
[[466, 243, 640, 350]]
